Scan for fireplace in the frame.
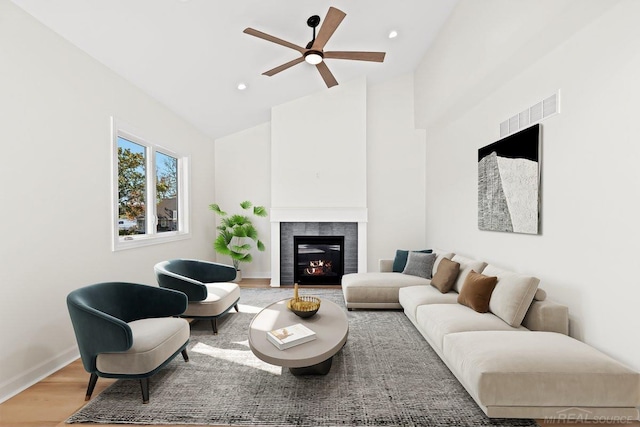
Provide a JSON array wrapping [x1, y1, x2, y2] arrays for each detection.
[[271, 210, 365, 287], [294, 236, 344, 285]]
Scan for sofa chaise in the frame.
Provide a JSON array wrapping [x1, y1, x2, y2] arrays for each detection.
[[341, 249, 640, 420]]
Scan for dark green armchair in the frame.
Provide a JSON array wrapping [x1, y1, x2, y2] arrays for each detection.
[[154, 259, 239, 334], [67, 282, 190, 403]]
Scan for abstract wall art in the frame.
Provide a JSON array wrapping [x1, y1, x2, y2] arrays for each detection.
[[478, 124, 540, 234]]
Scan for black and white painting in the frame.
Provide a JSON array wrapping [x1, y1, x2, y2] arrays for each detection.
[[478, 124, 540, 234]]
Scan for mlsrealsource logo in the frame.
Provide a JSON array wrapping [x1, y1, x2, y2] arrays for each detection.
[[544, 407, 640, 424]]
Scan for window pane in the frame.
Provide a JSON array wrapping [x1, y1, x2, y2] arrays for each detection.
[[156, 151, 178, 233], [117, 137, 146, 235]]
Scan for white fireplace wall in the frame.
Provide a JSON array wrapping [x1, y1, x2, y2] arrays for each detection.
[[271, 77, 367, 209]]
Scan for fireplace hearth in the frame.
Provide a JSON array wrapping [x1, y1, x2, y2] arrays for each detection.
[[294, 236, 344, 285]]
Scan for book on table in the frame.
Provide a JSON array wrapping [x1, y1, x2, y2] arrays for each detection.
[[267, 323, 317, 350]]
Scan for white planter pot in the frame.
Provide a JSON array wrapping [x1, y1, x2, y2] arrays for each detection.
[[232, 270, 242, 283]]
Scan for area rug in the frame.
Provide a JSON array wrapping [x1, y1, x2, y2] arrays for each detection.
[[67, 288, 536, 426]]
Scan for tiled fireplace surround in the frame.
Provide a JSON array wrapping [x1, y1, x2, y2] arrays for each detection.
[[270, 208, 367, 287]]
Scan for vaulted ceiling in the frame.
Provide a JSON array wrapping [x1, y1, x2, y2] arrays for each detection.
[[11, 0, 458, 139]]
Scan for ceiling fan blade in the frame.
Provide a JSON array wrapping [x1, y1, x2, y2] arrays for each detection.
[[324, 51, 386, 62], [243, 28, 306, 54], [316, 61, 338, 88], [311, 7, 346, 51], [262, 57, 305, 76]]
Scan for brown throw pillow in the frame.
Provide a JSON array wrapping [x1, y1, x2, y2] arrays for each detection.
[[457, 270, 498, 313], [430, 258, 460, 293]]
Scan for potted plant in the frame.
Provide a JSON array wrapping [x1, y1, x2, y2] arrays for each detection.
[[209, 200, 267, 281]]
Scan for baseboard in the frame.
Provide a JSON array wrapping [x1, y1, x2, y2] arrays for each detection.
[[0, 346, 79, 404], [241, 272, 271, 279]]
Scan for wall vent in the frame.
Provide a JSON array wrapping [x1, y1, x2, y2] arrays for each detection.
[[500, 90, 560, 137]]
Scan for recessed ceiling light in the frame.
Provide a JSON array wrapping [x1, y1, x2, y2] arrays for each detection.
[[237, 83, 247, 91], [388, 30, 398, 39]]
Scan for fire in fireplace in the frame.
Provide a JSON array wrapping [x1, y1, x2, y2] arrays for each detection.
[[294, 235, 344, 285]]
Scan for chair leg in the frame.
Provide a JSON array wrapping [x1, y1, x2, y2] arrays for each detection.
[[140, 378, 150, 404], [181, 348, 189, 362], [85, 373, 99, 401], [211, 318, 218, 335], [234, 303, 239, 312]]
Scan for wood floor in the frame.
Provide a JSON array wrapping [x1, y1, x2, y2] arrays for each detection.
[[1, 280, 637, 427]]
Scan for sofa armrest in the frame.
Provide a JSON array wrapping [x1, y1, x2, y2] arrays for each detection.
[[379, 259, 393, 272], [522, 299, 569, 335]]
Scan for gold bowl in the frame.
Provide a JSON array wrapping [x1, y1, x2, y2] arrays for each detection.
[[287, 296, 321, 318]]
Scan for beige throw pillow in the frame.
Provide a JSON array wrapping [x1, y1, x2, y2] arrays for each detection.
[[482, 264, 540, 327], [457, 270, 498, 313], [430, 258, 460, 293]]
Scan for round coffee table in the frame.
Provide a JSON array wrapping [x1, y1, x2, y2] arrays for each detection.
[[248, 298, 348, 375]]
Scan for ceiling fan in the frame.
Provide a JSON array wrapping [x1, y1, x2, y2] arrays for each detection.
[[243, 7, 386, 88]]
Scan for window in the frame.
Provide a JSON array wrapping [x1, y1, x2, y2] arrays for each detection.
[[112, 118, 189, 250]]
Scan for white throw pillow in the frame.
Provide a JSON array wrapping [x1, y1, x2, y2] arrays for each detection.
[[483, 264, 540, 327], [431, 248, 454, 277], [450, 254, 487, 293]]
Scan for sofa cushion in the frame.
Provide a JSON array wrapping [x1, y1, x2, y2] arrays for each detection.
[[415, 304, 526, 352], [534, 288, 547, 301], [483, 264, 540, 327], [450, 255, 487, 293], [398, 285, 458, 321], [457, 271, 497, 313], [443, 331, 640, 408], [402, 252, 436, 279], [430, 258, 460, 293], [183, 282, 240, 317], [521, 299, 569, 335], [97, 317, 189, 375], [431, 249, 455, 276], [342, 272, 430, 308], [392, 249, 432, 272]]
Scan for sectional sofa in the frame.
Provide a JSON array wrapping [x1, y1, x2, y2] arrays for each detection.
[[341, 249, 640, 420]]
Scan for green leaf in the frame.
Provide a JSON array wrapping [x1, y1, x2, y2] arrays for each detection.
[[239, 253, 253, 263], [233, 226, 248, 238], [228, 214, 249, 226], [218, 229, 233, 244], [253, 206, 267, 217], [229, 251, 244, 261], [257, 240, 265, 251], [244, 224, 258, 240], [232, 243, 251, 252], [240, 200, 252, 210], [214, 235, 232, 255], [209, 204, 227, 216]]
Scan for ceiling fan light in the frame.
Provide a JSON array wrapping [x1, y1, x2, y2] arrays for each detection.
[[304, 52, 323, 65]]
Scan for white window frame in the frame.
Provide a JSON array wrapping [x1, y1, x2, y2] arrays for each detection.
[[111, 117, 190, 251]]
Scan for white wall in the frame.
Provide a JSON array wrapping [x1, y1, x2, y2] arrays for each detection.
[[271, 78, 367, 209], [415, 0, 640, 370], [214, 123, 271, 278], [367, 74, 427, 268], [0, 0, 216, 402]]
